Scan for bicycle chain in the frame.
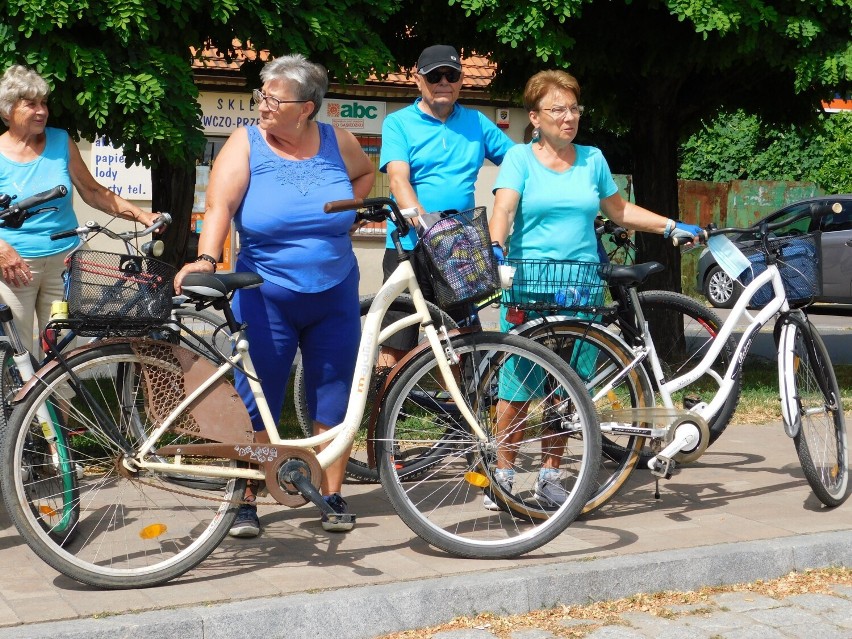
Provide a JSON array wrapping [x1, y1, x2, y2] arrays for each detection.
[[131, 474, 281, 506]]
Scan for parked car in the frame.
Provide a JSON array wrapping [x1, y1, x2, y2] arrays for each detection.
[[696, 194, 852, 308]]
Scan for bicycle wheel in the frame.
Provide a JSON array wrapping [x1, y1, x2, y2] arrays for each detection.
[[782, 321, 849, 506], [0, 340, 23, 418], [377, 331, 600, 559], [172, 307, 232, 361], [0, 341, 80, 544], [636, 291, 740, 443], [0, 341, 246, 588], [518, 319, 654, 514], [294, 295, 457, 482]]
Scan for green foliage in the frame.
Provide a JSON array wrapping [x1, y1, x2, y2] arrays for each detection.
[[679, 110, 852, 193], [0, 0, 401, 169]]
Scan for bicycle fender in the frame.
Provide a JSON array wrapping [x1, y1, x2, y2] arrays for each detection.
[[13, 337, 128, 403]]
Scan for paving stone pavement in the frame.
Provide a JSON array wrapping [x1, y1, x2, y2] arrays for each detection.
[[0, 422, 850, 639]]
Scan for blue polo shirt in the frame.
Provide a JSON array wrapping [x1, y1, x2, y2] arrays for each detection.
[[380, 99, 514, 249]]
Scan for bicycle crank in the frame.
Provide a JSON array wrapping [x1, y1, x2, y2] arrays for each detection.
[[597, 406, 711, 475]]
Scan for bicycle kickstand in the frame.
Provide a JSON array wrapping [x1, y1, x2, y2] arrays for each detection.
[[277, 459, 357, 528]]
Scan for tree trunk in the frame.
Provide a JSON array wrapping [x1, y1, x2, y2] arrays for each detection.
[[628, 95, 688, 359], [151, 158, 195, 269], [629, 98, 682, 294]]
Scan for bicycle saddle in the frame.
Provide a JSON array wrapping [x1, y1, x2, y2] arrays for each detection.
[[603, 262, 664, 287], [181, 272, 263, 298]]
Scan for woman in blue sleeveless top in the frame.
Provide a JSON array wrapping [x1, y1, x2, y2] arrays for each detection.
[[175, 55, 374, 538], [0, 65, 161, 356]]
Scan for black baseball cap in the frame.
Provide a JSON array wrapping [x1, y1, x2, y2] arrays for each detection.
[[417, 45, 462, 74]]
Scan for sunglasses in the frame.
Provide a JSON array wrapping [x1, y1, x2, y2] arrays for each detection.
[[422, 68, 462, 84]]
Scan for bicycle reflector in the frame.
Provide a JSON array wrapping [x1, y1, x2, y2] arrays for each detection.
[[464, 471, 490, 488]]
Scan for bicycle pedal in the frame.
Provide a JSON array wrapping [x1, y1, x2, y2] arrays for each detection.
[[324, 513, 356, 526], [649, 455, 676, 479]]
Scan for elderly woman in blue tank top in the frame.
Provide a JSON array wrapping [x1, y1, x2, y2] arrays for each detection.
[[174, 54, 374, 538]]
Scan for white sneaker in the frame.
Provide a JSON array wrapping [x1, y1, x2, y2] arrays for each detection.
[[483, 470, 514, 511]]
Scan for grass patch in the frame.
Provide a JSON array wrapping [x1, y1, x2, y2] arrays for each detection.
[[733, 361, 852, 424]]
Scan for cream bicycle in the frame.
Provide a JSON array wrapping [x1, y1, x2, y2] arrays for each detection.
[[0, 197, 601, 588]]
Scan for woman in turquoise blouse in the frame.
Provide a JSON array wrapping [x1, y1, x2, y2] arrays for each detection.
[[487, 70, 701, 509]]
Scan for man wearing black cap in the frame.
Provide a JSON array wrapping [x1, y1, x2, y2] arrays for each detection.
[[378, 44, 514, 360]]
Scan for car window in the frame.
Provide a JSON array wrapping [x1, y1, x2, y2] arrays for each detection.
[[764, 202, 811, 237], [818, 201, 852, 233]]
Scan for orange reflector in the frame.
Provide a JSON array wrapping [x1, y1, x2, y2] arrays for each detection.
[[39, 505, 59, 517], [139, 523, 168, 539], [464, 471, 490, 488], [606, 390, 622, 411]]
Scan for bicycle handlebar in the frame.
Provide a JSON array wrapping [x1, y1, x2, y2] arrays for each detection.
[[324, 196, 412, 228], [50, 212, 172, 242], [672, 200, 842, 246], [670, 229, 709, 247], [0, 185, 68, 228]]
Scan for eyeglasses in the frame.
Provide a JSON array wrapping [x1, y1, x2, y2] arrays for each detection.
[[422, 68, 462, 84], [252, 89, 307, 112], [539, 104, 585, 119]]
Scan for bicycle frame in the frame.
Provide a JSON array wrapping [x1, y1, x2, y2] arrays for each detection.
[[134, 256, 487, 482], [576, 248, 793, 469]]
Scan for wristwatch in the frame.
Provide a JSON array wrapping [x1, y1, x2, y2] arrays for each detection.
[[194, 253, 217, 272]]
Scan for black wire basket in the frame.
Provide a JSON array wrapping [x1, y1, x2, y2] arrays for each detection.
[[500, 259, 611, 313], [415, 206, 500, 309], [64, 250, 176, 336], [737, 232, 822, 308]]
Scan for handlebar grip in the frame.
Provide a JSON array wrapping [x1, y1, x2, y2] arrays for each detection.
[[324, 199, 364, 213], [12, 185, 68, 212], [159, 212, 173, 225], [50, 229, 80, 241], [810, 201, 843, 218], [671, 229, 708, 247]]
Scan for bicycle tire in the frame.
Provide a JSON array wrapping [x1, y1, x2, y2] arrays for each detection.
[[377, 331, 600, 559], [635, 291, 740, 444], [294, 295, 458, 482], [517, 319, 654, 515], [781, 320, 849, 506], [0, 341, 246, 588], [0, 341, 81, 544], [172, 307, 232, 361]]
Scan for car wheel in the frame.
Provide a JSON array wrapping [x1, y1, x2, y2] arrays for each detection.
[[703, 265, 740, 308]]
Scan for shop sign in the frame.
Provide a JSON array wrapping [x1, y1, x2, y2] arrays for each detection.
[[197, 92, 386, 135], [317, 99, 385, 134], [90, 137, 151, 199], [198, 92, 259, 134]]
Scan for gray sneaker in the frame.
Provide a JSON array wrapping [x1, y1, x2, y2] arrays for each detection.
[[483, 469, 514, 511], [534, 470, 566, 508]]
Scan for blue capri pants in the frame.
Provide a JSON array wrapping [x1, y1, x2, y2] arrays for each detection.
[[233, 264, 360, 431]]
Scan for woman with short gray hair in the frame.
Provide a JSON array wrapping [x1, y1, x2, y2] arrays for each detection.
[[174, 54, 375, 538], [0, 64, 161, 356]]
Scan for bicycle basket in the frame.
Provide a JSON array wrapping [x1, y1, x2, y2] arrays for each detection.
[[415, 206, 500, 308], [737, 232, 822, 308], [500, 259, 611, 314], [65, 250, 176, 336]]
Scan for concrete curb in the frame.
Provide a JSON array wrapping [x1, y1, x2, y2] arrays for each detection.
[[6, 529, 850, 639]]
